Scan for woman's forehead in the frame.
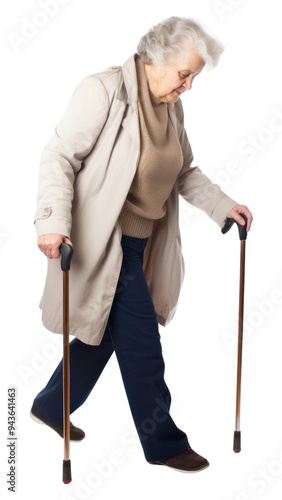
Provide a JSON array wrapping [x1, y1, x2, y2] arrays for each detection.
[[174, 49, 206, 73]]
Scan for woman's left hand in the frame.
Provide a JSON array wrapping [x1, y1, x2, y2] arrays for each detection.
[[226, 204, 253, 232]]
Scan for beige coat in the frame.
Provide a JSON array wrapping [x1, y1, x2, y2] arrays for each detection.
[[34, 53, 238, 345]]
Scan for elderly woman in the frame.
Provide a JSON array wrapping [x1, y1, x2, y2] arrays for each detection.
[[31, 16, 253, 473]]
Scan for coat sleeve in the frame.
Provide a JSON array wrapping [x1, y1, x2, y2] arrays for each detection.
[[176, 100, 238, 229], [34, 75, 109, 238]]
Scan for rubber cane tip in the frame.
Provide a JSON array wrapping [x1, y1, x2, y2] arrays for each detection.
[[233, 431, 241, 454], [63, 460, 72, 484]]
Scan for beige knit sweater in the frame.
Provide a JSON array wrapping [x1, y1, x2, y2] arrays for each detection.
[[117, 56, 183, 238]]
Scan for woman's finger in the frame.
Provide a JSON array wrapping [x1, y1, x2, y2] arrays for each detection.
[[227, 205, 253, 232]]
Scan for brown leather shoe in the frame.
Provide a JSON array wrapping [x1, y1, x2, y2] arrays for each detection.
[[30, 405, 85, 442], [150, 448, 209, 473]]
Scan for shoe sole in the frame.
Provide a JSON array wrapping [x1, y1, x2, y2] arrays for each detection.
[[29, 411, 82, 443], [30, 411, 44, 425], [152, 461, 210, 473]]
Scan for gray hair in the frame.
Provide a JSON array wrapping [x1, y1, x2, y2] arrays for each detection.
[[136, 16, 225, 69]]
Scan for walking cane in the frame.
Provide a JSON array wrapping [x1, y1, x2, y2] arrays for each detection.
[[60, 242, 74, 483], [221, 214, 248, 453]]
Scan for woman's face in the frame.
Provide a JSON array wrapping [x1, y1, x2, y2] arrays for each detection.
[[144, 48, 206, 103]]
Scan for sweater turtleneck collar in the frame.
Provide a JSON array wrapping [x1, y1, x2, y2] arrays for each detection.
[[135, 55, 163, 106]]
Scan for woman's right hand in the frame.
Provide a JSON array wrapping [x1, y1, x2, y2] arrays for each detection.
[[37, 234, 73, 259]]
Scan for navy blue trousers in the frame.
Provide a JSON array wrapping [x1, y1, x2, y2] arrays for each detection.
[[33, 234, 189, 462]]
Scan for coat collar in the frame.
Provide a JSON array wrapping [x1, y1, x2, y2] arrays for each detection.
[[118, 53, 139, 110]]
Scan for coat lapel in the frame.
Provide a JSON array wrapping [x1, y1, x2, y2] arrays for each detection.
[[117, 54, 140, 149]]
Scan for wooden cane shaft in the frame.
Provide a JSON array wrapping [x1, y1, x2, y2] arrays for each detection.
[[63, 270, 70, 461], [235, 240, 246, 431]]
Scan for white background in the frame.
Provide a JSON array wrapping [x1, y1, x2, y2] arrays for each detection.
[[1, 0, 282, 499]]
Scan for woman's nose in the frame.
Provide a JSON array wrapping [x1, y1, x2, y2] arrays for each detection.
[[183, 78, 193, 90]]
